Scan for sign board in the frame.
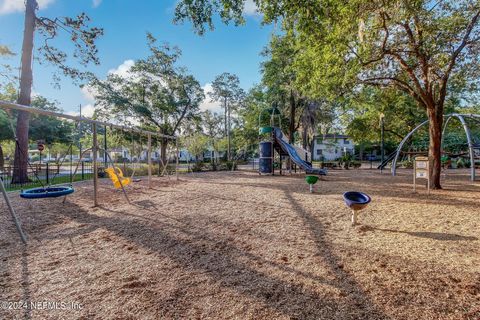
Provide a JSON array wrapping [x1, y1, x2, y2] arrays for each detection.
[[37, 143, 45, 152], [416, 171, 427, 178], [413, 156, 430, 194]]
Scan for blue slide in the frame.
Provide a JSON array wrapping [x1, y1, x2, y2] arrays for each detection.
[[273, 128, 327, 176]]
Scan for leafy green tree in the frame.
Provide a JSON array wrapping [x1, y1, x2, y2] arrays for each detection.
[[176, 0, 480, 189], [202, 110, 224, 165], [261, 33, 304, 144], [209, 72, 245, 160], [234, 85, 268, 154], [184, 133, 209, 162], [13, 0, 103, 183], [0, 45, 16, 87], [28, 97, 74, 146], [90, 33, 204, 164]]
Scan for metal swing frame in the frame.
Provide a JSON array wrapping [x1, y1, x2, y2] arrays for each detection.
[[0, 100, 180, 243]]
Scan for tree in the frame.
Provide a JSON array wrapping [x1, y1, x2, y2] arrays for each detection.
[[12, 0, 103, 183], [1, 87, 75, 169], [202, 110, 224, 166], [209, 72, 245, 160], [184, 133, 209, 162], [91, 33, 204, 165], [175, 0, 480, 189], [262, 33, 304, 144], [0, 45, 16, 87], [294, 1, 480, 188]]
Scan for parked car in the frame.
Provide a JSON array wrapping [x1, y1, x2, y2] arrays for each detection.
[[365, 155, 378, 161]]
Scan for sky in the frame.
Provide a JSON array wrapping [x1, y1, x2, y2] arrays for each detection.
[[0, 0, 274, 116]]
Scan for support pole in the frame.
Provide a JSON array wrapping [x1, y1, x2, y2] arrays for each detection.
[[147, 133, 152, 188], [92, 123, 99, 207], [0, 178, 27, 243], [458, 115, 476, 181], [176, 138, 179, 181], [351, 209, 357, 226], [104, 125, 108, 168]]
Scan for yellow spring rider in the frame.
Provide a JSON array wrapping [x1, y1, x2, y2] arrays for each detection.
[[105, 167, 131, 189]]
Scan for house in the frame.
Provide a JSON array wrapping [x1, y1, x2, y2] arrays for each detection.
[[312, 134, 355, 161]]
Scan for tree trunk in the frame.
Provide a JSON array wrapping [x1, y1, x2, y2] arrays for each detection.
[[0, 144, 4, 170], [159, 138, 167, 176], [12, 0, 36, 184], [288, 90, 296, 144], [302, 127, 308, 150], [427, 105, 443, 189], [287, 90, 296, 171], [226, 97, 231, 161]]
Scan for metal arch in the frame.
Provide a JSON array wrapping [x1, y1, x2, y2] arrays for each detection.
[[457, 115, 476, 181], [392, 113, 478, 181], [391, 119, 429, 176]]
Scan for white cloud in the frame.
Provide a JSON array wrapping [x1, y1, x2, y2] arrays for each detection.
[[0, 0, 55, 15], [243, 0, 260, 16], [80, 84, 96, 102], [108, 59, 135, 77], [76, 60, 135, 118], [199, 83, 223, 113], [66, 103, 95, 118], [92, 0, 101, 8]]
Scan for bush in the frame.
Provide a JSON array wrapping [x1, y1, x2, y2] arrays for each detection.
[[456, 158, 465, 168], [218, 161, 237, 171], [191, 162, 205, 172], [352, 161, 361, 169], [401, 159, 413, 169]]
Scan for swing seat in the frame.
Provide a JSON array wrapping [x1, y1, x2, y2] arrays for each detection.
[[105, 167, 131, 189], [20, 186, 75, 199]]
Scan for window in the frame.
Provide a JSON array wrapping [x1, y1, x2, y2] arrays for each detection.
[[316, 149, 323, 155], [344, 138, 350, 144]]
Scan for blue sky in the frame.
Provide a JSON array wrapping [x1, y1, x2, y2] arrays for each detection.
[[0, 0, 273, 115]]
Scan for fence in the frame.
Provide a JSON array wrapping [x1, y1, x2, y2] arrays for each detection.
[[0, 161, 94, 191]]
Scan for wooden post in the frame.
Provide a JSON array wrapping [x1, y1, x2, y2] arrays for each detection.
[[147, 133, 152, 188], [0, 177, 27, 243], [92, 123, 99, 206], [351, 210, 357, 226], [175, 138, 179, 181]]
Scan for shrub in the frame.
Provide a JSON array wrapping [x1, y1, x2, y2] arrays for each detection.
[[191, 162, 205, 172], [218, 161, 237, 171], [401, 159, 413, 169]]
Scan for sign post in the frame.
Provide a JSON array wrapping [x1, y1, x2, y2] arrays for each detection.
[[414, 156, 430, 195], [37, 140, 45, 166]]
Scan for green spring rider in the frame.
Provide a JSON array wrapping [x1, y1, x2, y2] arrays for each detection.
[[305, 175, 319, 193]]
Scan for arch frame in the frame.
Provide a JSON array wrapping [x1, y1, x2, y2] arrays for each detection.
[[391, 113, 480, 181]]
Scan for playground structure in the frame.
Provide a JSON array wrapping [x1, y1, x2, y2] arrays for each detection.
[[343, 191, 371, 226], [258, 107, 326, 191], [0, 100, 179, 243], [388, 113, 480, 181]]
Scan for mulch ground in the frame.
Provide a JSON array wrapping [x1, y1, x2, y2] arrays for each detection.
[[0, 169, 479, 319]]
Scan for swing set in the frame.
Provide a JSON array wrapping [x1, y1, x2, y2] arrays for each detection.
[[0, 100, 179, 244]]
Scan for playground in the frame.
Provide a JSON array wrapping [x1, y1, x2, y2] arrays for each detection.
[[1, 169, 478, 320]]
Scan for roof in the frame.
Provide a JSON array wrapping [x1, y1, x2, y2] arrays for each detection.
[[314, 134, 351, 139]]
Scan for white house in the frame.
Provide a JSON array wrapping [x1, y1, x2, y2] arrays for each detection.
[[312, 134, 355, 161]]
